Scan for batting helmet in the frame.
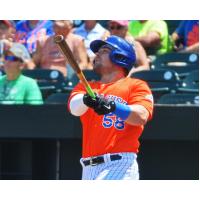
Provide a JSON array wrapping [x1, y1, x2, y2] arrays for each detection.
[[90, 35, 136, 71]]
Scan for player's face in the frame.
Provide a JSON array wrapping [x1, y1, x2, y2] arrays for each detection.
[[93, 47, 114, 74]]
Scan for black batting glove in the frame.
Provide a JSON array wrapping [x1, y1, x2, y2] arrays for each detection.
[[83, 93, 116, 115], [83, 93, 99, 109], [94, 95, 116, 115]]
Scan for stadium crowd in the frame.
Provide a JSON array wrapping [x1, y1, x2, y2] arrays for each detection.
[[0, 20, 199, 104]]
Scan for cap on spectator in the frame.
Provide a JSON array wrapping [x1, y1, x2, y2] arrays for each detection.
[[110, 20, 129, 27], [8, 43, 30, 62]]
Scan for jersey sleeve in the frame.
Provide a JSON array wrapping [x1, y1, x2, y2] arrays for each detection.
[[128, 79, 154, 120], [25, 79, 43, 105]]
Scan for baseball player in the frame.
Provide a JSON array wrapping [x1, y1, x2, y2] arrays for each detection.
[[68, 35, 154, 180]]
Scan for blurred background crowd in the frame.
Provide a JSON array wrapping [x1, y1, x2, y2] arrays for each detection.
[[0, 20, 199, 105]]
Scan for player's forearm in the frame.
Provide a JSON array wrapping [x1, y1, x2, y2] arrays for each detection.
[[125, 104, 149, 126], [113, 103, 149, 126], [69, 94, 88, 116]]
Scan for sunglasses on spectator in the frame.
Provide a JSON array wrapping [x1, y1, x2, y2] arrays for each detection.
[[109, 25, 124, 30], [4, 55, 22, 62]]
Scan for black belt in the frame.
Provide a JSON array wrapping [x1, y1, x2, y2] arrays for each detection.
[[83, 154, 122, 166]]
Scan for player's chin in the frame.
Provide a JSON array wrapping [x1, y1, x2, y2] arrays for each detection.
[[93, 66, 101, 74], [93, 63, 102, 74], [93, 61, 101, 70]]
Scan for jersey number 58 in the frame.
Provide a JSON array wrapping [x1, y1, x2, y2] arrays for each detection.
[[102, 113, 125, 130]]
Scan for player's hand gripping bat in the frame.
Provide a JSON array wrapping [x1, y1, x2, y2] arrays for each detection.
[[54, 35, 96, 98]]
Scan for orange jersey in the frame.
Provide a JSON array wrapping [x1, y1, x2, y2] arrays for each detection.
[[68, 77, 154, 158]]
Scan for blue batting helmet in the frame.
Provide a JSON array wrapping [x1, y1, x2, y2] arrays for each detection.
[[90, 35, 136, 71]]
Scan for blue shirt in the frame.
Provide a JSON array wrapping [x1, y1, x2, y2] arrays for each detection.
[[15, 20, 54, 54], [175, 20, 199, 48]]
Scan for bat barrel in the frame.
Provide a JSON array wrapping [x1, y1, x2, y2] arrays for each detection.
[[54, 34, 96, 98]]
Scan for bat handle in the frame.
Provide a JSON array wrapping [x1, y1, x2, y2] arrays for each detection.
[[77, 72, 96, 98], [86, 85, 96, 99]]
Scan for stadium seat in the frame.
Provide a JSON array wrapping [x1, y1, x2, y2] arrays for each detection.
[[151, 53, 199, 78], [152, 52, 199, 67], [157, 93, 199, 105], [45, 92, 70, 104], [66, 69, 100, 88], [22, 69, 67, 99], [131, 69, 181, 102], [152, 65, 198, 79], [178, 70, 199, 93]]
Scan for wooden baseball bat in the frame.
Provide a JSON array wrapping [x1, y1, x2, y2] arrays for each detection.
[[54, 35, 96, 98]]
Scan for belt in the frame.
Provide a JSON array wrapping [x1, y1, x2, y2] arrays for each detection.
[[82, 154, 122, 166]]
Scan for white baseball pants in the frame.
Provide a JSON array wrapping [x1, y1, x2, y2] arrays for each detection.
[[80, 153, 139, 180]]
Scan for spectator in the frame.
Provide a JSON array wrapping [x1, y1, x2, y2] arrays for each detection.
[[1, 20, 15, 67], [108, 20, 149, 75], [0, 43, 43, 104], [128, 20, 172, 55], [33, 20, 88, 78], [73, 20, 110, 67], [15, 20, 53, 54], [171, 20, 199, 53], [0, 20, 35, 69], [0, 20, 15, 41]]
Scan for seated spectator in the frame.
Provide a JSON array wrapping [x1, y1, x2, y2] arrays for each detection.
[[33, 20, 88, 78], [73, 20, 110, 66], [108, 20, 149, 75], [0, 20, 15, 41], [14, 20, 53, 54], [0, 43, 43, 104], [128, 20, 172, 55], [171, 20, 199, 53], [0, 20, 15, 67], [1, 20, 35, 69]]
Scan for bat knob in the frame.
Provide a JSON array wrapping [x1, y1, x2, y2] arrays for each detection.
[[54, 35, 64, 43]]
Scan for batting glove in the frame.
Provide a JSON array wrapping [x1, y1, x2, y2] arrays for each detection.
[[83, 93, 116, 115], [83, 93, 99, 109]]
